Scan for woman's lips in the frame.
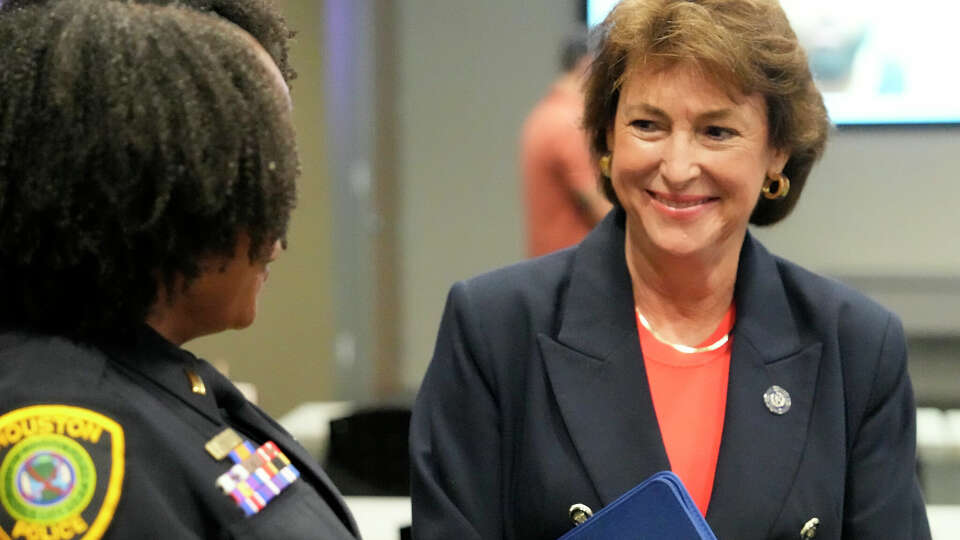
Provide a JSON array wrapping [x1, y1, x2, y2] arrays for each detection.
[[647, 190, 718, 215]]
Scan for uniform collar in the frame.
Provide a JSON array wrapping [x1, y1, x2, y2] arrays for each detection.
[[102, 324, 224, 426], [103, 326, 362, 536]]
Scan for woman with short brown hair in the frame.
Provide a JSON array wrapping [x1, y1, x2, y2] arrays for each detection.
[[411, 1, 929, 538]]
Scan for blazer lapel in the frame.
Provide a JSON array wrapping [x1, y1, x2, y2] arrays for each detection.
[[541, 211, 670, 504], [706, 234, 823, 538], [541, 219, 824, 536]]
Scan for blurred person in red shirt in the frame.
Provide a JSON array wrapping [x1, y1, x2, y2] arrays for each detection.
[[521, 30, 612, 258]]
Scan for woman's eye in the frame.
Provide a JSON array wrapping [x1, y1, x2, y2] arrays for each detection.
[[629, 119, 658, 131], [704, 125, 737, 140]]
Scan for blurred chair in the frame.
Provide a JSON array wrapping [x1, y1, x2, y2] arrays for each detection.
[[278, 401, 356, 460], [323, 406, 412, 496], [279, 402, 413, 539]]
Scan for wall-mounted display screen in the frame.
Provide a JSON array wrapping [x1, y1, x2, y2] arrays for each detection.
[[586, 0, 960, 125]]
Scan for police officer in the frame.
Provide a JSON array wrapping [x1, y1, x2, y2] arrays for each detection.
[[0, 0, 359, 537]]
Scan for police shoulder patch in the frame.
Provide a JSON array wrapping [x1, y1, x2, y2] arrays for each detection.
[[0, 405, 125, 540]]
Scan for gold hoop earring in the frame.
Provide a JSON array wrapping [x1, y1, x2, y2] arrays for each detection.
[[762, 172, 790, 200], [598, 154, 612, 178]]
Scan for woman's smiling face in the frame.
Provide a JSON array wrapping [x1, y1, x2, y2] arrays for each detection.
[[607, 62, 789, 259]]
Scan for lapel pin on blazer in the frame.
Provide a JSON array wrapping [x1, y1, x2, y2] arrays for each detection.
[[568, 503, 593, 526], [763, 385, 791, 415], [800, 517, 820, 538]]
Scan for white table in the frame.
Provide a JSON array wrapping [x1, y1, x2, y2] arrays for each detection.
[[929, 505, 960, 540], [344, 496, 411, 540]]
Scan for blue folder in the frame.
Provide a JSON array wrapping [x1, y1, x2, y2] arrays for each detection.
[[558, 471, 717, 540]]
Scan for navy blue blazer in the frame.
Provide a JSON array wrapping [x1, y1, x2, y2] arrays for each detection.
[[410, 210, 930, 540]]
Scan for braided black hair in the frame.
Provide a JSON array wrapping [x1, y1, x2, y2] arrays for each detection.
[[3, 0, 296, 82], [0, 0, 298, 340]]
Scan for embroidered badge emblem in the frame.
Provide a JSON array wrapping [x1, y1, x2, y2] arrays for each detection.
[[0, 405, 125, 540]]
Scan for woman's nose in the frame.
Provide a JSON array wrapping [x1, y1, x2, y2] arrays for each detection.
[[659, 134, 701, 185]]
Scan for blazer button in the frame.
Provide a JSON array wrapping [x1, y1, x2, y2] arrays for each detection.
[[568, 503, 593, 526], [800, 517, 819, 538]]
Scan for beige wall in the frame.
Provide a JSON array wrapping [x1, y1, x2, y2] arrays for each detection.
[[395, 0, 581, 391], [187, 0, 335, 417], [752, 127, 960, 275]]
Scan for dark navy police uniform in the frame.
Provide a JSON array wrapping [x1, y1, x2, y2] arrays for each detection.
[[0, 326, 359, 539]]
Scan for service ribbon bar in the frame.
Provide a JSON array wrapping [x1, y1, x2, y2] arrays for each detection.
[[214, 439, 300, 517]]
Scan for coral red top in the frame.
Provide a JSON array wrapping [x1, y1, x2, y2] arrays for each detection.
[[636, 304, 736, 517]]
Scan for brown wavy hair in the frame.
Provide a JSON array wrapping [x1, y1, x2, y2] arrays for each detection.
[[583, 0, 830, 225]]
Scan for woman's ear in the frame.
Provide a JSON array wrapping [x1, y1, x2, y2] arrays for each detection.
[[769, 147, 790, 177]]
